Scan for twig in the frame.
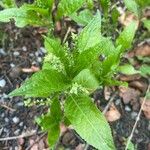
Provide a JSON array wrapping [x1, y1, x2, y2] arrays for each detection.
[[125, 84, 150, 150], [62, 26, 71, 44], [102, 92, 117, 114], [0, 103, 16, 112], [0, 130, 43, 141], [26, 132, 47, 150]]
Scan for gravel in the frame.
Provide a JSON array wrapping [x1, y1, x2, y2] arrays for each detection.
[[0, 79, 6, 88], [12, 117, 20, 124], [13, 51, 20, 56], [125, 105, 132, 112]]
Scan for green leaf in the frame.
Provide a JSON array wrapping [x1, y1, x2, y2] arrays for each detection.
[[0, 0, 16, 8], [118, 64, 140, 75], [77, 11, 101, 53], [44, 37, 70, 73], [116, 21, 137, 52], [99, 0, 110, 15], [9, 69, 69, 97], [139, 65, 150, 77], [135, 0, 150, 8], [143, 19, 150, 31], [86, 0, 94, 9], [65, 94, 115, 150], [57, 0, 86, 19], [124, 0, 139, 17], [34, 0, 54, 10], [70, 9, 93, 26], [0, 7, 46, 27], [101, 46, 122, 77], [36, 98, 62, 147], [73, 69, 99, 91]]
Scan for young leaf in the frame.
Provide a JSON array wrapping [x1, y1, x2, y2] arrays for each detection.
[[77, 11, 101, 53], [139, 65, 150, 77], [99, 0, 110, 15], [57, 0, 86, 19], [142, 19, 150, 31], [73, 69, 99, 91], [9, 69, 70, 97], [118, 64, 140, 75], [65, 94, 115, 150], [124, 0, 139, 17], [70, 9, 93, 26], [36, 98, 62, 147], [0, 7, 45, 27], [116, 21, 137, 52]]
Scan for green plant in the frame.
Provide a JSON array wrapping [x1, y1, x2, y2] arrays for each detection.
[[0, 0, 138, 149]]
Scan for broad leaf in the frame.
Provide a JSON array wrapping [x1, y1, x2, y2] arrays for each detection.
[[9, 69, 69, 97], [124, 0, 139, 17], [100, 0, 110, 15], [118, 64, 140, 75], [77, 11, 101, 53], [0, 0, 16, 8], [57, 0, 86, 19], [140, 65, 150, 77], [65, 94, 115, 150], [143, 19, 150, 31], [34, 0, 54, 10], [73, 69, 99, 91], [70, 9, 93, 26], [0, 7, 46, 27], [116, 21, 137, 52], [36, 98, 62, 147]]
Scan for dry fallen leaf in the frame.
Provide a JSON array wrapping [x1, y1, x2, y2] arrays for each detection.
[[119, 12, 139, 28], [141, 98, 150, 119], [119, 87, 141, 104], [105, 103, 121, 122], [135, 43, 150, 57], [129, 80, 148, 93], [119, 74, 141, 82], [104, 86, 112, 100]]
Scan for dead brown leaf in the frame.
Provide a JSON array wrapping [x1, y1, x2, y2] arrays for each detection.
[[119, 12, 139, 27], [135, 43, 150, 57], [141, 98, 150, 119], [119, 74, 141, 82], [119, 87, 141, 104], [105, 103, 121, 122], [104, 86, 112, 100], [129, 80, 148, 93]]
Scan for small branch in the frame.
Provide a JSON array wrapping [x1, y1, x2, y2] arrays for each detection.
[[0, 103, 16, 112], [102, 93, 117, 114], [62, 26, 71, 44], [125, 84, 150, 150], [26, 132, 47, 150], [0, 130, 43, 141]]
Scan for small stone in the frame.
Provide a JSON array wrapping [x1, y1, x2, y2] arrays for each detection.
[[4, 118, 9, 123], [22, 46, 27, 51], [17, 102, 24, 107], [35, 51, 39, 56], [1, 113, 5, 118], [29, 53, 34, 57], [10, 63, 15, 68], [125, 105, 131, 112], [39, 47, 46, 53], [0, 79, 6, 87], [13, 51, 20, 56], [37, 57, 42, 62], [19, 122, 23, 127], [131, 112, 138, 119], [14, 129, 20, 135], [0, 48, 6, 56], [12, 117, 19, 124], [115, 99, 121, 105]]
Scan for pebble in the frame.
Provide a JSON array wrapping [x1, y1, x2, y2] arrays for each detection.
[[125, 105, 131, 112], [39, 47, 46, 53], [17, 102, 24, 107], [10, 63, 15, 68], [29, 53, 34, 57], [4, 118, 9, 123], [131, 112, 138, 119], [1, 113, 5, 118], [0, 48, 6, 56], [37, 57, 42, 62], [115, 99, 121, 105], [19, 122, 23, 127], [13, 51, 20, 56], [14, 129, 20, 135], [0, 79, 6, 87], [12, 117, 20, 124], [35, 51, 39, 57], [22, 46, 27, 51]]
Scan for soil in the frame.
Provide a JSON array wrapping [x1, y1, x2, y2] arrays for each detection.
[[0, 1, 150, 150]]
